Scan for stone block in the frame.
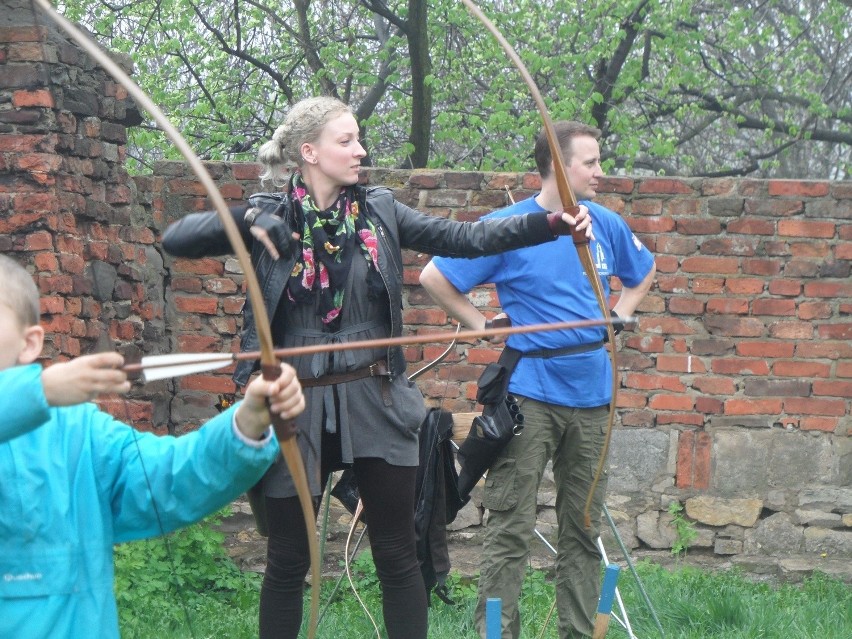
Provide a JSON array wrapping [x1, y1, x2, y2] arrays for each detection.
[[714, 538, 743, 555], [685, 496, 762, 527], [637, 511, 677, 550], [803, 527, 852, 556], [744, 513, 804, 555], [608, 428, 671, 493], [793, 509, 843, 528]]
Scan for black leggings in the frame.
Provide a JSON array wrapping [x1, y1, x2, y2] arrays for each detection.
[[259, 458, 427, 639]]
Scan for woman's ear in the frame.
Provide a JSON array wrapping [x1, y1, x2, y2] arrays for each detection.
[[18, 324, 45, 365]]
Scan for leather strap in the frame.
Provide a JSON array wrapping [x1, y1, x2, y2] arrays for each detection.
[[299, 359, 390, 388]]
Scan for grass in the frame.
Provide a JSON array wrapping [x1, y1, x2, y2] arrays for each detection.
[[115, 515, 851, 638]]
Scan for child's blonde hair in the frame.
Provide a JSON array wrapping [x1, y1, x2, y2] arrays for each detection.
[[0, 255, 40, 328], [257, 96, 353, 187]]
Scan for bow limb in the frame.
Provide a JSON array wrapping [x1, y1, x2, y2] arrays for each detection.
[[32, 2, 320, 633], [460, 0, 618, 530]]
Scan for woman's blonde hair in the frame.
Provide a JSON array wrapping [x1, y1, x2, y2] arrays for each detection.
[[257, 96, 353, 187]]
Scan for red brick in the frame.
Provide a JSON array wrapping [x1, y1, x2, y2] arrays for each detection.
[[735, 341, 794, 358], [623, 372, 686, 392], [637, 316, 694, 335], [657, 354, 706, 373], [657, 413, 704, 426], [797, 302, 832, 320], [649, 394, 695, 411], [695, 396, 723, 414], [778, 220, 835, 239], [707, 298, 749, 314], [751, 299, 796, 316], [804, 281, 852, 298], [768, 322, 814, 340], [773, 360, 831, 378], [727, 218, 775, 235], [677, 218, 721, 235], [174, 296, 219, 315], [725, 278, 765, 295], [691, 376, 736, 395], [742, 259, 783, 276], [682, 256, 740, 274], [615, 391, 648, 409], [813, 380, 852, 398], [692, 278, 726, 294], [724, 398, 783, 414], [669, 297, 705, 314], [817, 324, 852, 340], [768, 280, 802, 296], [783, 397, 847, 416], [465, 348, 500, 365], [789, 241, 830, 258], [767, 180, 830, 197], [623, 334, 665, 352], [180, 375, 240, 394], [799, 417, 840, 433], [638, 178, 694, 194], [171, 258, 224, 276], [626, 217, 677, 234], [12, 89, 54, 108], [711, 358, 770, 375]]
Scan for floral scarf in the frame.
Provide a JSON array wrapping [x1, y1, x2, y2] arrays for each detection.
[[286, 171, 383, 329]]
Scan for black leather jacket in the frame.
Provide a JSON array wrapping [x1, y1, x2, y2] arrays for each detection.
[[162, 185, 555, 385]]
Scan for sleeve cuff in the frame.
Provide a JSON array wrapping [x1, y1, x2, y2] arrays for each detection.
[[231, 414, 275, 448], [526, 211, 556, 241]]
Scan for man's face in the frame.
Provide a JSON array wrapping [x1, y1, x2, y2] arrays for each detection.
[[565, 135, 604, 201], [0, 304, 27, 371]]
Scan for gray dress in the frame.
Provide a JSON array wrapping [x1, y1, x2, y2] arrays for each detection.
[[261, 254, 428, 498]]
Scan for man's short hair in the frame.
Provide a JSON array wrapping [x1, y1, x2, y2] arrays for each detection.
[[0, 255, 40, 328], [534, 121, 602, 178]]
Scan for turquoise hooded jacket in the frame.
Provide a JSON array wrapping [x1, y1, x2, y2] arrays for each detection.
[[0, 364, 280, 638]]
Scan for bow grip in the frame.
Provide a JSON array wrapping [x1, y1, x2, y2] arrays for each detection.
[[261, 362, 299, 440]]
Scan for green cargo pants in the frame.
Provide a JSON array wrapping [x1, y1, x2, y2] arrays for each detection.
[[475, 398, 610, 639]]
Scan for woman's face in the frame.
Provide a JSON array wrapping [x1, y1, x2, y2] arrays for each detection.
[[305, 112, 366, 187]]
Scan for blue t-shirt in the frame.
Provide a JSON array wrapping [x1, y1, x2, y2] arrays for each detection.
[[432, 196, 654, 407]]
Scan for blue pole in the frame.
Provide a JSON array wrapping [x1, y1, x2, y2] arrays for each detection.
[[593, 564, 621, 638], [486, 597, 502, 639]]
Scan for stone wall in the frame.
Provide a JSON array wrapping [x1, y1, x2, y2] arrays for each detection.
[[1, 8, 849, 579]]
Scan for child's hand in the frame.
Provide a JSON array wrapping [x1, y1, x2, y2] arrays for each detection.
[[235, 363, 305, 440], [41, 352, 130, 406]]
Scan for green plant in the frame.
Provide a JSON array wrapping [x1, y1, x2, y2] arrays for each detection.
[[668, 500, 698, 557]]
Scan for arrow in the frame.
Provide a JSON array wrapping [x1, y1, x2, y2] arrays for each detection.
[[124, 316, 632, 382]]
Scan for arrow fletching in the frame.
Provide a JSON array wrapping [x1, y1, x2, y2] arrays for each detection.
[[138, 353, 236, 382]]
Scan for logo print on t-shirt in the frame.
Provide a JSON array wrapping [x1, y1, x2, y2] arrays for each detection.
[[595, 243, 608, 273]]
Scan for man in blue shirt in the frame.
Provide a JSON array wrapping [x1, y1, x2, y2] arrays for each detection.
[[420, 121, 655, 638]]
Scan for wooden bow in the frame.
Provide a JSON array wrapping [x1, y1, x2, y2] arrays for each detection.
[[31, 2, 321, 635], [460, 0, 619, 529]]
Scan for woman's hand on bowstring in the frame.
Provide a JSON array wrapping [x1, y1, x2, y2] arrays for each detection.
[[246, 208, 301, 260]]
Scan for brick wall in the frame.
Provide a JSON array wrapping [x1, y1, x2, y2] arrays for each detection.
[[2, 11, 849, 574]]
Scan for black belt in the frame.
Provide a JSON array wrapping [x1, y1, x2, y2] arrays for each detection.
[[299, 359, 390, 388], [521, 341, 604, 359]]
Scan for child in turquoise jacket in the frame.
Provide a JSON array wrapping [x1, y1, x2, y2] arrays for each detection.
[[0, 254, 305, 638]]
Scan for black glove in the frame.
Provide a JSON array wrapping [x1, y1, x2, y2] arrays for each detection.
[[249, 209, 293, 255], [546, 207, 581, 235]]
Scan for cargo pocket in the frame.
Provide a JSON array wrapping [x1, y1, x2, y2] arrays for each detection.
[[482, 457, 518, 511]]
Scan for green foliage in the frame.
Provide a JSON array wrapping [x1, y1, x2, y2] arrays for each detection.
[[114, 507, 262, 638], [61, 0, 851, 178], [114, 524, 852, 639], [668, 500, 698, 557]]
